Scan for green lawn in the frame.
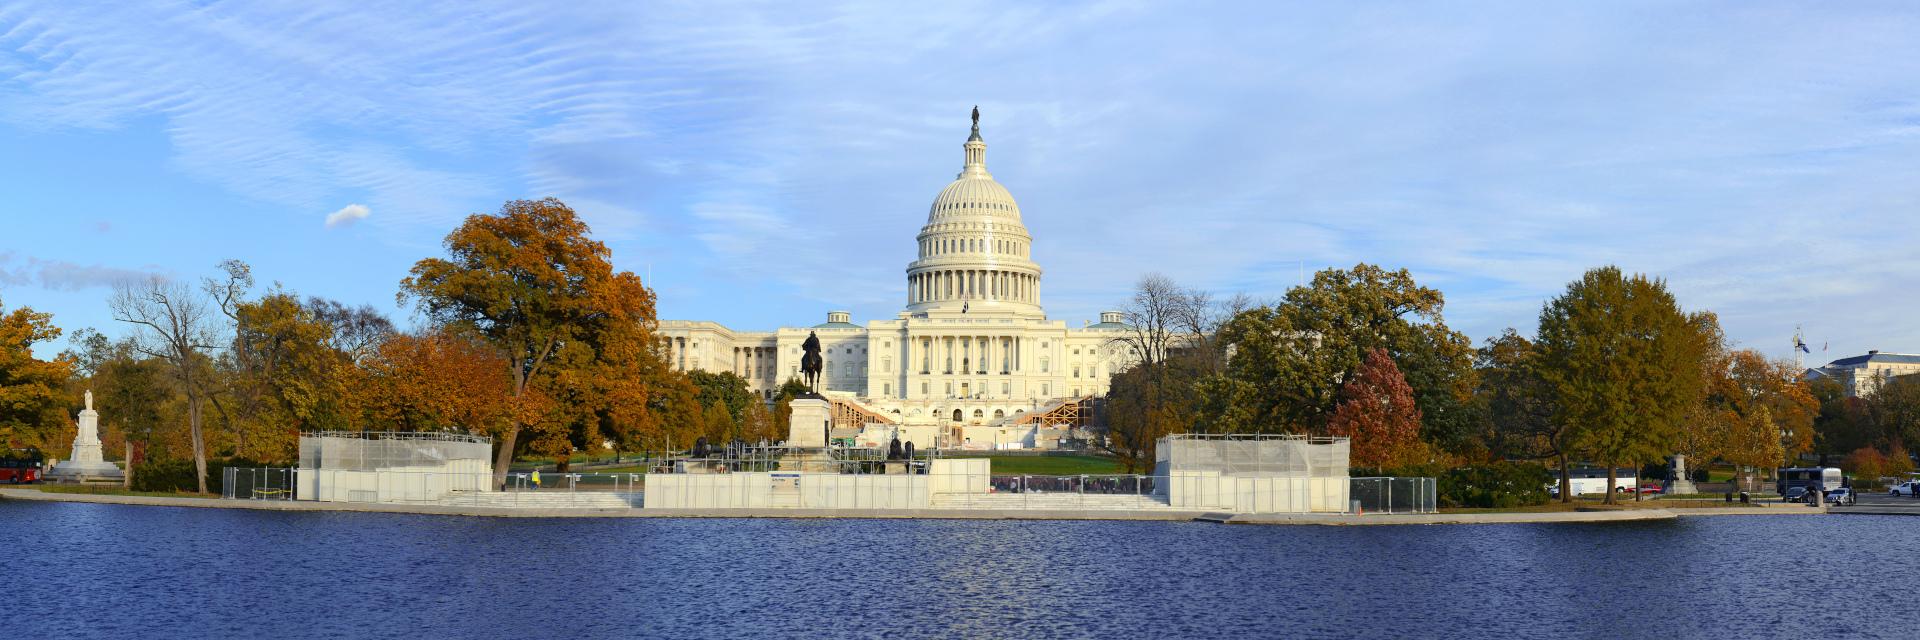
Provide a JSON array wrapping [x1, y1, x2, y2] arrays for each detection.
[[952, 454, 1124, 476]]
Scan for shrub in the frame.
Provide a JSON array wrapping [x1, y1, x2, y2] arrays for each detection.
[[131, 457, 292, 493], [1438, 461, 1553, 508]]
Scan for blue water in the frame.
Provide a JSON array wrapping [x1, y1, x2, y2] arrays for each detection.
[[1, 500, 1910, 639]]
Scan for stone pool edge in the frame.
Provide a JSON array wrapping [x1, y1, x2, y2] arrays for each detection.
[[0, 488, 1827, 525]]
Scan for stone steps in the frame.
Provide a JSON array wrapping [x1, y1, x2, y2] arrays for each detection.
[[929, 492, 1172, 510]]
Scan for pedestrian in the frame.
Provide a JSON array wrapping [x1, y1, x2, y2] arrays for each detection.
[[531, 469, 542, 490]]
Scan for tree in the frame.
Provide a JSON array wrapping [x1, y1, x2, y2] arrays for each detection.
[[400, 198, 655, 486], [87, 339, 172, 460], [1473, 329, 1588, 500], [1809, 377, 1875, 461], [362, 331, 510, 432], [110, 264, 246, 494], [688, 370, 753, 432], [742, 399, 777, 444], [0, 297, 74, 451], [1536, 266, 1706, 503], [1204, 264, 1476, 453], [1103, 274, 1222, 470], [226, 290, 353, 459], [701, 400, 733, 445], [1869, 376, 1920, 455], [1328, 348, 1428, 469]]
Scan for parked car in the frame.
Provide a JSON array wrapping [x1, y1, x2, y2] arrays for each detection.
[[1784, 486, 1810, 503], [1826, 487, 1855, 506], [1636, 484, 1663, 495], [1890, 481, 1920, 497]]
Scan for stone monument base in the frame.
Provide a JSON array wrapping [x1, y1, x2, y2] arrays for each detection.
[[48, 460, 124, 482], [787, 396, 832, 448]]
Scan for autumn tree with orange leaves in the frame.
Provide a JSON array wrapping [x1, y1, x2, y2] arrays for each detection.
[[356, 330, 515, 434], [400, 198, 673, 483], [1327, 348, 1429, 469]]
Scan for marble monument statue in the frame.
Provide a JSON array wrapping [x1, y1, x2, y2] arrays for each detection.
[[49, 390, 124, 481]]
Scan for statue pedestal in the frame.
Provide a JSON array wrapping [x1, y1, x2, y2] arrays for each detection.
[[1666, 454, 1697, 495], [787, 397, 831, 449]]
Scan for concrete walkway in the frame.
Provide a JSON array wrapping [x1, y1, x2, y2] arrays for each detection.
[[0, 488, 1829, 524]]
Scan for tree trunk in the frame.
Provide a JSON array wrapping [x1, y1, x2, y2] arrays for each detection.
[[1557, 452, 1572, 503], [493, 425, 519, 490], [1604, 462, 1617, 505], [189, 390, 207, 494]]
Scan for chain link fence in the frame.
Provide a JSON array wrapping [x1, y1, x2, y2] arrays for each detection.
[[223, 467, 297, 500], [1349, 477, 1438, 514]]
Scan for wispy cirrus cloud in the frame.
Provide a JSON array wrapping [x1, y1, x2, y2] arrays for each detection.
[[3, 3, 1919, 360]]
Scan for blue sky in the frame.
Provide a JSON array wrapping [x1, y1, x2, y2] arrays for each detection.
[[2, 2, 1917, 364]]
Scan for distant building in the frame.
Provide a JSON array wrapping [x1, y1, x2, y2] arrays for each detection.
[[1804, 350, 1920, 397], [658, 113, 1142, 431]]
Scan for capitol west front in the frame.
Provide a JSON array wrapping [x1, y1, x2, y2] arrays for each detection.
[[659, 116, 1138, 435]]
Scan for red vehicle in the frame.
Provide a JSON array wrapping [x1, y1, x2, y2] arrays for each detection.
[[1, 449, 45, 484]]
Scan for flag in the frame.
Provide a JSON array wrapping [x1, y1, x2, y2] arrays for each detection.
[[1795, 337, 1810, 354]]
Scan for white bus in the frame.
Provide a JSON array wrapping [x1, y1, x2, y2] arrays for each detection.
[[1549, 468, 1638, 496]]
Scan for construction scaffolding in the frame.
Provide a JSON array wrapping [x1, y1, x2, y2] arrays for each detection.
[[832, 397, 897, 429], [1013, 395, 1094, 428], [296, 431, 494, 502], [1153, 434, 1351, 513]]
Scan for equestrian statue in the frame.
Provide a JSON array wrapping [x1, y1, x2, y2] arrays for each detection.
[[800, 330, 824, 393]]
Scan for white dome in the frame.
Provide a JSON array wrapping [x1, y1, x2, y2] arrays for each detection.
[[904, 114, 1044, 317], [927, 173, 1022, 223]]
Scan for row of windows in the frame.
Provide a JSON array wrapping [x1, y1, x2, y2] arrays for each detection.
[[921, 236, 1026, 258], [933, 201, 1015, 213]]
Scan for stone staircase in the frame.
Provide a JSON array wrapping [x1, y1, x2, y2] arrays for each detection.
[[441, 491, 641, 509], [929, 492, 1173, 511]]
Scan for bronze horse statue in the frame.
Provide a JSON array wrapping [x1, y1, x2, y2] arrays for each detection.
[[800, 331, 824, 392]]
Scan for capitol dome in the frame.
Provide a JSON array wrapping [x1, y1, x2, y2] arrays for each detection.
[[905, 111, 1044, 316]]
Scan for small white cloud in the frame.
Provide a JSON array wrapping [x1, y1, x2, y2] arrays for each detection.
[[324, 204, 371, 229]]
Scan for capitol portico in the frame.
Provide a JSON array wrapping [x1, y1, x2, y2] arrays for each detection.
[[659, 112, 1140, 437]]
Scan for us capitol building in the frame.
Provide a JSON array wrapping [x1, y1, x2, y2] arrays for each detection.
[[659, 113, 1138, 439]]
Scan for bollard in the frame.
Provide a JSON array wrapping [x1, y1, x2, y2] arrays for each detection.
[[1350, 499, 1363, 515], [1724, 491, 1733, 503]]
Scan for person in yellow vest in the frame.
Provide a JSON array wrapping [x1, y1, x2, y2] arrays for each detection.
[[531, 469, 542, 490]]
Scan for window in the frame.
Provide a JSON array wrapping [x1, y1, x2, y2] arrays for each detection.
[[973, 409, 984, 418], [1040, 357, 1050, 373], [844, 362, 855, 376], [1001, 381, 1010, 395], [882, 356, 892, 373], [883, 383, 891, 396], [1042, 384, 1050, 396], [994, 409, 1004, 419], [945, 382, 953, 395], [1072, 366, 1080, 378], [921, 382, 929, 395]]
